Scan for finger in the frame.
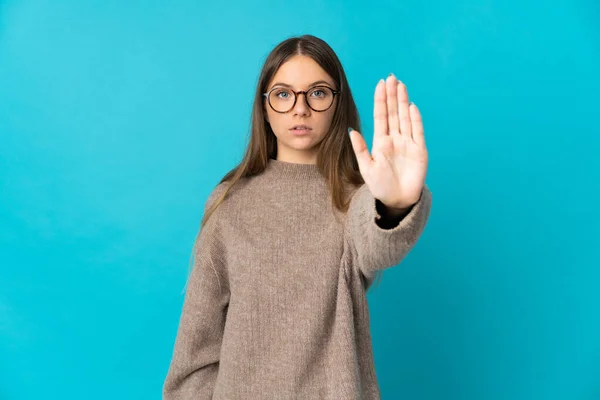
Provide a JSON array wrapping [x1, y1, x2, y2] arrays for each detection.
[[397, 80, 412, 139], [410, 103, 426, 147], [373, 79, 388, 141], [386, 74, 400, 136], [348, 128, 373, 174]]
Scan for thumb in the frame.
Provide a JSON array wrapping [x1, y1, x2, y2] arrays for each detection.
[[348, 128, 372, 173]]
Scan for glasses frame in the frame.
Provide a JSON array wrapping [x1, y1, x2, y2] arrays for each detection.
[[262, 85, 339, 113]]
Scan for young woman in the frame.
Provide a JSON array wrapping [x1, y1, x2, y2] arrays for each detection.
[[163, 34, 432, 399]]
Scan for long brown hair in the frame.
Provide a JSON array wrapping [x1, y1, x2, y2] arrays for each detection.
[[189, 34, 383, 289]]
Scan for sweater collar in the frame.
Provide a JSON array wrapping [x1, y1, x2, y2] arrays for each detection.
[[264, 158, 324, 181]]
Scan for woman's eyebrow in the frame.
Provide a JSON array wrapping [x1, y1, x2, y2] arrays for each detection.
[[270, 80, 333, 89]]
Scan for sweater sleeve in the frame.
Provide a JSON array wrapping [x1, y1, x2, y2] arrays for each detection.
[[163, 184, 230, 400], [347, 183, 432, 277]]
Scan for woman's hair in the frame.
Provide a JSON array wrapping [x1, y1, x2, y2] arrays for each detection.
[[188, 34, 383, 290]]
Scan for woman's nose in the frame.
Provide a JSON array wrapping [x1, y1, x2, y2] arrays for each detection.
[[292, 92, 310, 115]]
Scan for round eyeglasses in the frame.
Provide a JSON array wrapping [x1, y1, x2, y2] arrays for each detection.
[[263, 86, 339, 113]]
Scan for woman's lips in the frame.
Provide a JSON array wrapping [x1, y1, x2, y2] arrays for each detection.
[[290, 127, 312, 135]]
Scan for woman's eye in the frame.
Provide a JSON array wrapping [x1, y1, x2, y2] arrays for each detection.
[[311, 90, 323, 97]]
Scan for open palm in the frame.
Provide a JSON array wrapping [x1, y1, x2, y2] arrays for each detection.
[[349, 75, 429, 210]]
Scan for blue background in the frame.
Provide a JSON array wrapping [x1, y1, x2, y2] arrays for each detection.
[[1, 0, 599, 399]]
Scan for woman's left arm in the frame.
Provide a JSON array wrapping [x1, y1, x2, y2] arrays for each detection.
[[347, 74, 432, 274]]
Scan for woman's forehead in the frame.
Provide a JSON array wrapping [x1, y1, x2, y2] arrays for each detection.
[[269, 56, 334, 89]]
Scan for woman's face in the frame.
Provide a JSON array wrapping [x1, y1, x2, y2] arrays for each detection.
[[264, 55, 337, 164]]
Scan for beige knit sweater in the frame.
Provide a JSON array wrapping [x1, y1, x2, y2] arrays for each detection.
[[163, 158, 432, 400]]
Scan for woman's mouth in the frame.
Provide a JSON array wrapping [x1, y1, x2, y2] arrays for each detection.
[[290, 125, 312, 135]]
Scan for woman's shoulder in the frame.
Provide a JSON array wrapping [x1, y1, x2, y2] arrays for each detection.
[[205, 182, 229, 213], [206, 182, 228, 205], [205, 178, 251, 211]]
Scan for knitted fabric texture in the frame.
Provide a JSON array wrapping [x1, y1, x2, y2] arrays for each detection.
[[163, 158, 432, 400]]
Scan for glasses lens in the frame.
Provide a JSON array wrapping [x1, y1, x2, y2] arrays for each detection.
[[268, 87, 335, 112], [306, 86, 334, 111], [269, 88, 295, 112]]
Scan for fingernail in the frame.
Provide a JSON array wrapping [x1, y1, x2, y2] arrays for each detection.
[[348, 127, 353, 135], [388, 73, 395, 77]]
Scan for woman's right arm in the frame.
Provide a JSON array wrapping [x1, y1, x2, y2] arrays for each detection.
[[162, 185, 230, 400]]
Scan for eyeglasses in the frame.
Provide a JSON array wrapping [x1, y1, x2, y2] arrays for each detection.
[[263, 86, 339, 113]]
